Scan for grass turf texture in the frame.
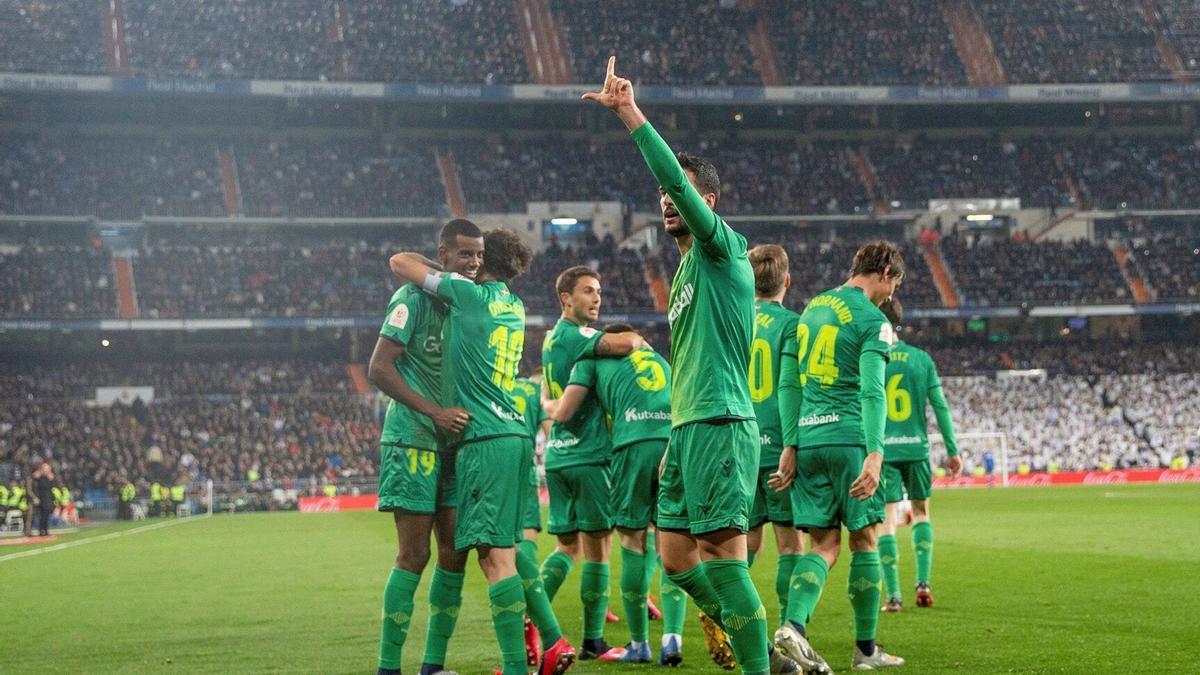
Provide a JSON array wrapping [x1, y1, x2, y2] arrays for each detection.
[[7, 483, 1196, 673]]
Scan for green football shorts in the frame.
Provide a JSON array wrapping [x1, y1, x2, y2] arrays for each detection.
[[790, 445, 885, 533], [882, 459, 933, 503], [546, 463, 613, 534], [657, 418, 758, 535], [609, 439, 667, 530], [750, 465, 794, 528], [454, 435, 528, 550], [377, 443, 456, 513]]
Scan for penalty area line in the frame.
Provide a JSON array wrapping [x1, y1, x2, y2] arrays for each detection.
[[0, 514, 208, 564]]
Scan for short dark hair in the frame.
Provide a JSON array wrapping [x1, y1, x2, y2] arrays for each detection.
[[749, 244, 789, 296], [555, 265, 600, 299], [439, 218, 482, 246], [604, 322, 636, 333], [481, 228, 532, 282], [677, 152, 720, 202], [880, 297, 903, 326], [849, 240, 905, 280]]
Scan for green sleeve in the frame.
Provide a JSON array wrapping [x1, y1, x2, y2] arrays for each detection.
[[780, 345, 802, 447], [859, 350, 887, 455], [630, 122, 719, 244], [929, 385, 959, 456]]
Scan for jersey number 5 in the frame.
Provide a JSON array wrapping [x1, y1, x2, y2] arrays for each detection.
[[631, 350, 667, 392]]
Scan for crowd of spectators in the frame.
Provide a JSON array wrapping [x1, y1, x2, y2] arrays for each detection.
[[764, 0, 965, 86], [13, 1, 1200, 86], [928, 338, 1200, 376], [0, 0, 102, 75], [0, 243, 113, 318], [0, 133, 226, 219], [977, 0, 1167, 83], [939, 234, 1130, 306], [551, 0, 760, 86], [1104, 373, 1200, 465], [1061, 136, 1200, 210]]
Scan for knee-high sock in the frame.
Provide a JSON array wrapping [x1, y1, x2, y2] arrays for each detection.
[[660, 574, 687, 636], [848, 551, 882, 643], [379, 567, 421, 670], [620, 547, 649, 643], [775, 553, 802, 625], [489, 575, 529, 675], [517, 540, 563, 646], [877, 534, 901, 600], [912, 521, 934, 585], [783, 553, 828, 627], [665, 564, 723, 629], [705, 559, 769, 675], [421, 567, 464, 667], [580, 561, 611, 640], [539, 550, 574, 602], [644, 529, 659, 591]]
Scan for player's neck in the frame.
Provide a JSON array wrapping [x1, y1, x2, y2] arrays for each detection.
[[560, 312, 590, 327], [673, 232, 693, 256], [756, 291, 786, 304]]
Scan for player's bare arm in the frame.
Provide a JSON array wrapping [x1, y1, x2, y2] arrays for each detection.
[[547, 383, 590, 424], [389, 252, 443, 288], [581, 55, 647, 132], [594, 331, 646, 357], [368, 337, 469, 434]]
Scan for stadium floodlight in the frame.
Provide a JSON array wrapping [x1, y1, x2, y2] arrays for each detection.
[[550, 217, 578, 225], [965, 214, 994, 222]]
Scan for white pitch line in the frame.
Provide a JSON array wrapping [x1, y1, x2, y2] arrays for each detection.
[[0, 514, 208, 564]]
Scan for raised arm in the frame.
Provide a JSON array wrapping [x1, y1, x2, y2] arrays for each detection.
[[582, 56, 719, 242], [388, 252, 442, 289], [595, 331, 646, 357]]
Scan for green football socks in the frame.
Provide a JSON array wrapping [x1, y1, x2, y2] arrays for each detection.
[[580, 561, 611, 640], [848, 551, 882, 644], [489, 575, 528, 675], [666, 564, 723, 629], [913, 521, 934, 585], [775, 553, 802, 624], [661, 574, 687, 635], [620, 547, 649, 643], [705, 559, 769, 674], [517, 540, 564, 646], [378, 567, 420, 670], [878, 533, 901, 600], [539, 550, 574, 601], [421, 567, 464, 667], [784, 553, 828, 627]]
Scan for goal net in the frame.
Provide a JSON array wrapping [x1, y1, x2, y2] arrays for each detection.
[[930, 431, 1010, 487]]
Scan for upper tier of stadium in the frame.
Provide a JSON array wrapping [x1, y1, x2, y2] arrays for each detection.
[[2, 0, 1198, 86]]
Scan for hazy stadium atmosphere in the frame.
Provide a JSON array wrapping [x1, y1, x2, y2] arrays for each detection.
[[2, 1, 1199, 673]]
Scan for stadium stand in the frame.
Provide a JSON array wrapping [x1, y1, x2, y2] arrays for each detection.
[[0, 0, 103, 75], [0, 243, 114, 318]]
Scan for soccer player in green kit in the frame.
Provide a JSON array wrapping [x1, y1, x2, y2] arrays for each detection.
[[584, 57, 798, 675], [390, 228, 576, 675], [745, 245, 807, 626], [369, 218, 479, 675], [876, 298, 962, 612], [539, 265, 645, 661], [773, 241, 906, 672], [511, 371, 560, 666], [546, 323, 684, 665]]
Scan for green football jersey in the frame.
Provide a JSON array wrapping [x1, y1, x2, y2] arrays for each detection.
[[793, 285, 893, 449], [568, 346, 672, 452], [512, 377, 548, 441], [542, 318, 610, 469], [750, 300, 802, 468], [377, 284, 445, 450], [883, 340, 942, 462], [434, 273, 529, 447]]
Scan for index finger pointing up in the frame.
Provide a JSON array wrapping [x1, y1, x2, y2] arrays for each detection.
[[606, 55, 616, 81]]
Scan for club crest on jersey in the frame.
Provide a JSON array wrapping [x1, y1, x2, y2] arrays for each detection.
[[668, 283, 695, 325]]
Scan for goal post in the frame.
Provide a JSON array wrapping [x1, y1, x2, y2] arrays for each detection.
[[929, 431, 1009, 487]]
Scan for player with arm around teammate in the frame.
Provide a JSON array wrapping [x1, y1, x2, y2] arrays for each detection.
[[773, 241, 906, 672], [875, 298, 962, 612], [547, 323, 684, 665], [390, 228, 576, 675], [370, 219, 479, 675]]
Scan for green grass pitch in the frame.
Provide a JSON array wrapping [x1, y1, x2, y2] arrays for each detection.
[[7, 483, 1197, 673]]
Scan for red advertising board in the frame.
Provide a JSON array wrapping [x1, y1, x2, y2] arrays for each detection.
[[298, 495, 378, 512], [932, 468, 1200, 489]]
